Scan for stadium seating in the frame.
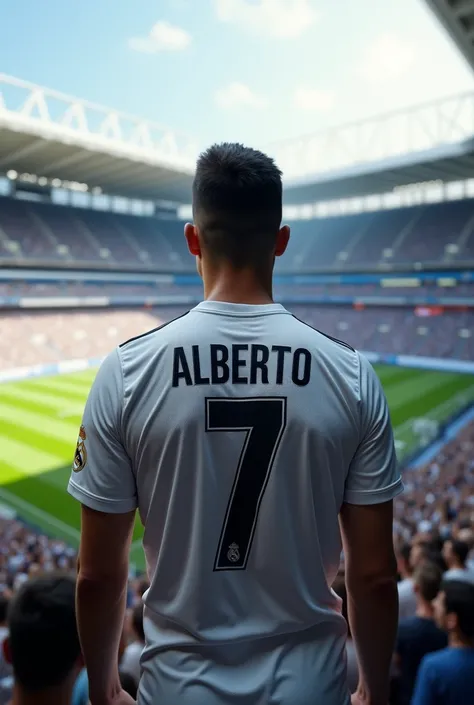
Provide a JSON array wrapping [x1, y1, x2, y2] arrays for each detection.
[[0, 306, 472, 370], [1, 195, 474, 270], [1, 279, 473, 300]]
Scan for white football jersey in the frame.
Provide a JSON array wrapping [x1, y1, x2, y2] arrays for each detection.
[[68, 301, 403, 705]]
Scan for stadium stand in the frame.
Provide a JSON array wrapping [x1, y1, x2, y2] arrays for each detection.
[[2, 195, 474, 269], [1, 279, 474, 300], [0, 306, 473, 369]]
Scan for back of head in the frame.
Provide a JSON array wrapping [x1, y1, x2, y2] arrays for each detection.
[[413, 561, 443, 602], [457, 528, 473, 550], [7, 573, 81, 692], [450, 539, 469, 567], [396, 542, 412, 575], [192, 143, 283, 270], [442, 580, 474, 640]]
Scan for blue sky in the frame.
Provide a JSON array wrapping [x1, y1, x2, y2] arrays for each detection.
[[1, 0, 474, 152]]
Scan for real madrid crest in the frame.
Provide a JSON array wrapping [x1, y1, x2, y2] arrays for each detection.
[[227, 542, 240, 563], [73, 425, 87, 473]]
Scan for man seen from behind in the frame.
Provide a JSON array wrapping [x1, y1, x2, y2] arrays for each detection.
[[69, 143, 402, 705]]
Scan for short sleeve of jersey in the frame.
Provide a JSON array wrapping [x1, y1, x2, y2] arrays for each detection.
[[67, 349, 137, 514], [343, 354, 403, 505]]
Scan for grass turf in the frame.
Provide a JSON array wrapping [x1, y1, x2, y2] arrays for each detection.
[[0, 365, 473, 571]]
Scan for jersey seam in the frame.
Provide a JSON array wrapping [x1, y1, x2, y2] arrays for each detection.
[[68, 478, 135, 506], [290, 315, 356, 352], [118, 310, 190, 348], [345, 476, 402, 497], [116, 347, 127, 441], [194, 308, 291, 319], [356, 350, 362, 443]]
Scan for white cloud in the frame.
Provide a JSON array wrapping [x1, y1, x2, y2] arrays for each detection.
[[357, 33, 415, 84], [293, 87, 334, 111], [215, 0, 317, 39], [128, 21, 191, 53], [215, 82, 266, 110]]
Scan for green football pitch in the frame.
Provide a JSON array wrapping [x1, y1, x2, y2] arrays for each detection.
[[0, 365, 473, 571]]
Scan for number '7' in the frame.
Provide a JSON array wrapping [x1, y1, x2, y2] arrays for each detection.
[[205, 397, 287, 571]]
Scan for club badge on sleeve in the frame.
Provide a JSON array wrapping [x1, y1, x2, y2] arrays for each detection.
[[73, 425, 87, 473]]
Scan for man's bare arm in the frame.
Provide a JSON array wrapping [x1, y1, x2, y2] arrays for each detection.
[[76, 505, 136, 704], [340, 499, 398, 705]]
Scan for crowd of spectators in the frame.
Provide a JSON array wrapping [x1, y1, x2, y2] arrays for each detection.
[[0, 305, 472, 371], [0, 515, 148, 705], [1, 195, 474, 270], [0, 420, 473, 703], [1, 280, 473, 301]]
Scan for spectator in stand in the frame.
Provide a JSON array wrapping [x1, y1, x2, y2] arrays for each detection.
[[121, 604, 145, 686], [3, 573, 82, 705], [393, 562, 447, 705], [396, 543, 417, 621], [443, 539, 474, 585], [411, 580, 474, 705]]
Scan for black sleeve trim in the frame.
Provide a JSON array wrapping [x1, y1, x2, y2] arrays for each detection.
[[119, 310, 190, 348], [291, 314, 355, 352]]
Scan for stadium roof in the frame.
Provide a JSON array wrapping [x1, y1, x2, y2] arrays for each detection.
[[279, 92, 474, 203], [0, 74, 195, 204], [4, 74, 474, 205], [424, 0, 474, 72]]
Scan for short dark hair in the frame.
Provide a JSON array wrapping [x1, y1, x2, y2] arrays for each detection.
[[398, 542, 412, 564], [132, 603, 145, 642], [413, 562, 443, 601], [192, 143, 283, 267], [449, 540, 469, 566], [442, 580, 474, 639], [7, 574, 81, 691]]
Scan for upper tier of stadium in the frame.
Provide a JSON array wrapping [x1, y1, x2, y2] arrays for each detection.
[[5, 72, 474, 204], [1, 193, 473, 272]]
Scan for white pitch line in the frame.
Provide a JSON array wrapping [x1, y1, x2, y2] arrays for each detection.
[[0, 486, 80, 541], [0, 485, 145, 559]]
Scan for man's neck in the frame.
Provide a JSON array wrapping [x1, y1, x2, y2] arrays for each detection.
[[11, 684, 73, 705], [203, 268, 273, 305], [448, 633, 474, 649], [415, 601, 434, 620], [449, 561, 464, 571]]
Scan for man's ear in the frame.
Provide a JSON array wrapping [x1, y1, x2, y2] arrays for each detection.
[[184, 223, 201, 257], [3, 636, 11, 665], [275, 225, 290, 257]]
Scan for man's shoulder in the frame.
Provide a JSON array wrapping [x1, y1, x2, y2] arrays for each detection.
[[398, 615, 418, 630], [290, 313, 356, 355], [421, 647, 451, 670], [119, 310, 190, 350], [397, 615, 423, 642]]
